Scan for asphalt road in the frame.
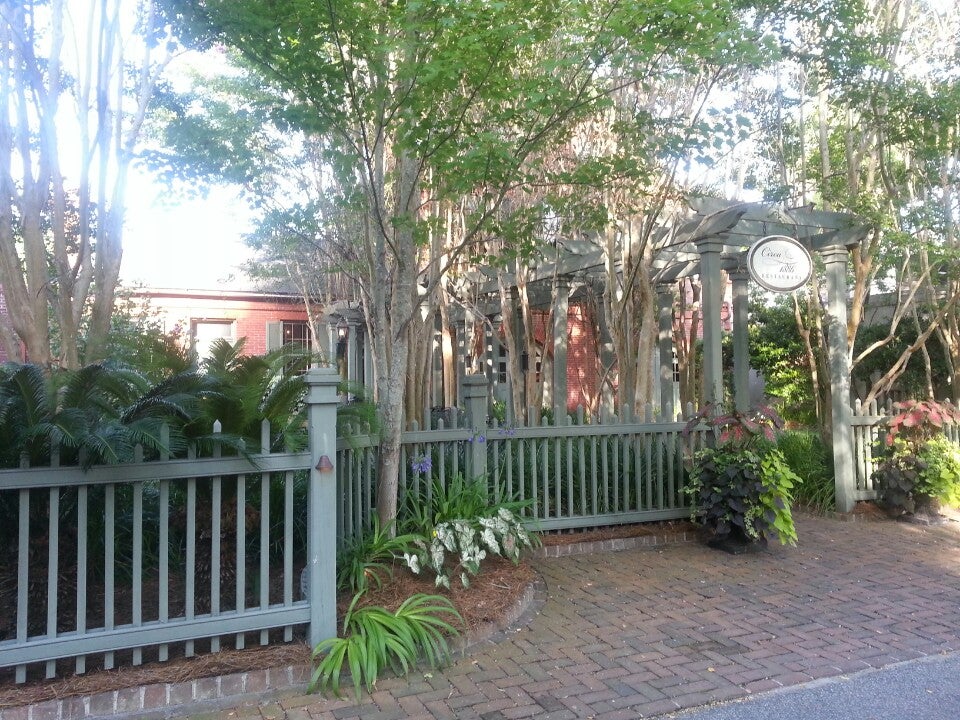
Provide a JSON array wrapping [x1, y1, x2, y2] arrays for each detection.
[[668, 652, 960, 720]]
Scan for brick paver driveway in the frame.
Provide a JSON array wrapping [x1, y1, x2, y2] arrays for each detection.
[[228, 515, 960, 720]]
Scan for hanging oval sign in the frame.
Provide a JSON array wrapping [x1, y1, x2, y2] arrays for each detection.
[[746, 235, 813, 293]]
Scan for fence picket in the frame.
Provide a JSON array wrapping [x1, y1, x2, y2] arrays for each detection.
[[16, 484, 29, 684], [75, 484, 88, 675], [104, 482, 115, 670], [284, 468, 294, 642], [260, 472, 270, 646], [185, 465, 196, 659], [46, 484, 59, 679], [158, 426, 171, 663], [132, 446, 144, 666], [235, 474, 246, 651], [565, 417, 573, 519], [4, 377, 707, 682]]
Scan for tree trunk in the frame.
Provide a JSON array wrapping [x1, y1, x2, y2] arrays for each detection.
[[374, 149, 420, 527]]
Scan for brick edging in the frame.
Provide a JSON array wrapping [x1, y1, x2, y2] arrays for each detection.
[[0, 665, 313, 720], [535, 528, 697, 558]]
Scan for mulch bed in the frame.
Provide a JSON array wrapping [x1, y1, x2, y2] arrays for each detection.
[[0, 518, 693, 709]]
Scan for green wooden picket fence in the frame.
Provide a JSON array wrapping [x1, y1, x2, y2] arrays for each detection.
[[336, 375, 704, 546], [1, 368, 705, 685], [0, 369, 340, 685]]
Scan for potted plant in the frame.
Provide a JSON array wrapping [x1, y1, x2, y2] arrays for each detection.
[[873, 399, 960, 522], [682, 403, 799, 553]]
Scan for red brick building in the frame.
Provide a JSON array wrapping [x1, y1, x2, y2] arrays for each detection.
[[134, 288, 313, 359]]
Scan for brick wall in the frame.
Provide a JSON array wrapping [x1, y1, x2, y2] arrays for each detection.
[[135, 290, 310, 355], [529, 304, 599, 412]]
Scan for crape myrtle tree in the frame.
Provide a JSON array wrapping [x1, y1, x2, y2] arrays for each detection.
[[165, 0, 771, 526], [0, 0, 176, 368]]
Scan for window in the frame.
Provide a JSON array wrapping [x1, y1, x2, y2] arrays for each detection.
[[267, 320, 312, 353], [192, 320, 235, 363], [282, 320, 311, 350]]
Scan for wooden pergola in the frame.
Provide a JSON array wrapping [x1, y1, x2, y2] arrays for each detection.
[[468, 194, 870, 512], [654, 196, 869, 513]]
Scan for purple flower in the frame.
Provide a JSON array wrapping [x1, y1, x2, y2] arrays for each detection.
[[411, 455, 432, 474]]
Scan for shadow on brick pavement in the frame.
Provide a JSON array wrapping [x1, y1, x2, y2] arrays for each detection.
[[50, 514, 960, 720]]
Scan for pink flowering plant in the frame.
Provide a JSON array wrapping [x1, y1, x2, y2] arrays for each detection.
[[873, 399, 960, 514]]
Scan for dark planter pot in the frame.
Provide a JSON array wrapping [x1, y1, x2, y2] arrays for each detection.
[[901, 494, 946, 525], [704, 526, 768, 555]]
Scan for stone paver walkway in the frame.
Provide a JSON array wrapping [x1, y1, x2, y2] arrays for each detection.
[[200, 515, 960, 720]]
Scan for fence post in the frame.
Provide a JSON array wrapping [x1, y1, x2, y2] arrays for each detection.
[[464, 374, 489, 481], [305, 366, 340, 647]]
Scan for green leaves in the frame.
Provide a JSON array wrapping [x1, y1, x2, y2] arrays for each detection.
[[337, 519, 419, 594], [309, 591, 462, 700], [686, 439, 798, 546], [399, 473, 536, 588], [875, 434, 960, 511]]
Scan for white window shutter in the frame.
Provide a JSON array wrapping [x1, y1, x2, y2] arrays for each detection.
[[266, 322, 283, 351]]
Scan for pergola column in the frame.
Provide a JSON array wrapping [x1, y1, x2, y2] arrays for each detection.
[[695, 238, 725, 407], [729, 269, 751, 412], [362, 325, 374, 390], [552, 278, 571, 419], [327, 319, 339, 368], [821, 244, 856, 514], [657, 284, 676, 420], [345, 319, 359, 395]]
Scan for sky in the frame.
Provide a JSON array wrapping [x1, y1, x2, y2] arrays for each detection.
[[122, 174, 256, 290]]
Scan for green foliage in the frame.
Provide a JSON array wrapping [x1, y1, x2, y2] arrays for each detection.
[[0, 361, 205, 469], [190, 337, 313, 453], [916, 437, 960, 505], [683, 403, 798, 545], [852, 323, 951, 402], [309, 592, 462, 699], [777, 430, 835, 512], [875, 436, 960, 511], [686, 443, 798, 546], [399, 473, 537, 588], [336, 519, 418, 594], [747, 297, 817, 425], [404, 507, 536, 590], [756, 450, 800, 545], [874, 437, 931, 510], [399, 474, 491, 537], [105, 292, 193, 380]]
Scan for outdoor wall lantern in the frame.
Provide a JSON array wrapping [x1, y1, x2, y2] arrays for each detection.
[[336, 318, 349, 340]]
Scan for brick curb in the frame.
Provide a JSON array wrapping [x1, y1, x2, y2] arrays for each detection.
[[536, 527, 697, 558]]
